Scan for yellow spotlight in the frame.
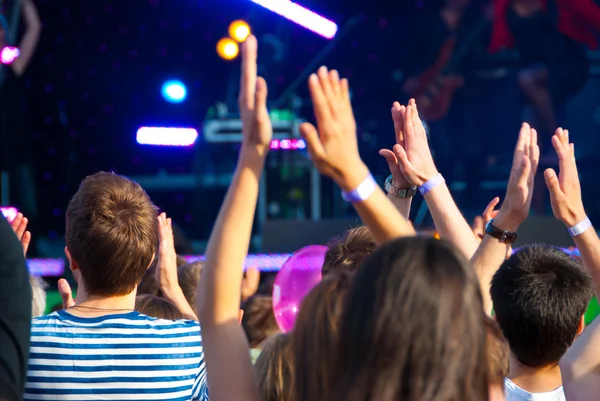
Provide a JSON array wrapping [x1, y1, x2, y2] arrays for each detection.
[[217, 37, 239, 60], [228, 20, 251, 43]]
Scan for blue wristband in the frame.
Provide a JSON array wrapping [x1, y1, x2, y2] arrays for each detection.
[[418, 174, 445, 196], [341, 174, 377, 203], [568, 217, 592, 237]]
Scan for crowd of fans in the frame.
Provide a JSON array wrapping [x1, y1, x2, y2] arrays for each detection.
[[1, 35, 600, 401]]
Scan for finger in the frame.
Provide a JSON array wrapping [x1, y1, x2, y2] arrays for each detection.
[[21, 231, 31, 255], [239, 35, 257, 110], [15, 217, 28, 240], [329, 70, 342, 98], [379, 149, 398, 165], [317, 66, 336, 115], [530, 128, 540, 175], [544, 168, 563, 196], [483, 197, 501, 221], [391, 103, 404, 145], [300, 122, 327, 166], [412, 101, 427, 139], [10, 212, 22, 231], [404, 104, 415, 145], [490, 210, 500, 219], [340, 78, 350, 104], [58, 278, 75, 309], [255, 76, 269, 119], [394, 143, 417, 177], [514, 123, 530, 164], [308, 73, 331, 124]]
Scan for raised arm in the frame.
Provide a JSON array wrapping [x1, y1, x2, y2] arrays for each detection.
[[548, 131, 600, 401], [471, 123, 539, 315], [300, 67, 415, 244], [392, 99, 479, 258], [196, 35, 271, 401], [155, 213, 197, 321], [11, 0, 41, 77], [379, 103, 415, 220], [544, 128, 600, 297]]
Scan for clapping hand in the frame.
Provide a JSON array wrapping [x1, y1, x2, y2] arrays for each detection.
[[544, 128, 586, 227], [495, 123, 540, 231], [391, 99, 439, 187], [300, 66, 369, 192], [9, 213, 31, 256], [379, 102, 413, 189]]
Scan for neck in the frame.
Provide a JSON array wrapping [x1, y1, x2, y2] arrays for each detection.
[[68, 282, 137, 317], [508, 353, 563, 394]]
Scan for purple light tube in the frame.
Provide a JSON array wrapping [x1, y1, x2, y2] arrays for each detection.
[[250, 0, 338, 39], [136, 127, 199, 147]]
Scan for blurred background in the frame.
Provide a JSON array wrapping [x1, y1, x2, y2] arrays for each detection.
[[1, 0, 600, 263]]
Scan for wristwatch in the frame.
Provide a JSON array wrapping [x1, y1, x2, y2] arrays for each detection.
[[485, 219, 518, 244], [384, 175, 417, 198]]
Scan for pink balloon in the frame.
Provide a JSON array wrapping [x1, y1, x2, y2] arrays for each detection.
[[272, 245, 326, 333]]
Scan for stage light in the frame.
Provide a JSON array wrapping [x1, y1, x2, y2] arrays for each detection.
[[217, 37, 239, 60], [249, 0, 338, 39], [270, 138, 306, 150], [161, 80, 187, 103], [136, 127, 198, 147], [0, 46, 20, 65], [0, 206, 18, 222], [229, 20, 251, 42]]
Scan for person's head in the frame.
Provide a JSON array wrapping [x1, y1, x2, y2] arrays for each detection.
[[65, 172, 158, 296], [490, 245, 593, 369], [292, 272, 352, 401], [135, 294, 185, 320], [322, 226, 376, 276], [332, 237, 488, 401], [485, 316, 509, 401], [178, 261, 203, 314], [242, 295, 280, 349], [255, 333, 295, 401]]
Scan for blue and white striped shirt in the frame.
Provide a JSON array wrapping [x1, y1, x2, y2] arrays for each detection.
[[25, 310, 208, 400]]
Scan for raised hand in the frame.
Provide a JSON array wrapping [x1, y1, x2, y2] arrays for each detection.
[[544, 129, 586, 227], [9, 212, 32, 256], [241, 267, 260, 302], [239, 35, 272, 156], [379, 103, 412, 189], [58, 278, 75, 309], [495, 123, 540, 231], [300, 66, 369, 191], [155, 213, 179, 292], [393, 99, 439, 186], [472, 197, 501, 240]]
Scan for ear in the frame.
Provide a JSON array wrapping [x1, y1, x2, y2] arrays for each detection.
[[576, 315, 585, 336], [65, 247, 77, 272]]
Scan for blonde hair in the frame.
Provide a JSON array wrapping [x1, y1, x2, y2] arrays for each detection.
[[30, 275, 47, 318], [255, 333, 295, 401]]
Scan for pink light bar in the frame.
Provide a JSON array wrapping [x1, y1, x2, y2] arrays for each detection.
[[250, 0, 338, 39], [270, 138, 306, 150], [136, 127, 198, 147], [0, 206, 18, 222], [0, 46, 20, 65]]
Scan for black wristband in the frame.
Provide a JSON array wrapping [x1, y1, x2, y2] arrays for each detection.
[[485, 219, 518, 244]]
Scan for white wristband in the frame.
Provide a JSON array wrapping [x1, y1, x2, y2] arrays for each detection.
[[568, 217, 592, 237], [341, 174, 377, 203]]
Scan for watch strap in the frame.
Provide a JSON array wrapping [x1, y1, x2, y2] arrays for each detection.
[[485, 219, 518, 244], [384, 175, 417, 198]]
